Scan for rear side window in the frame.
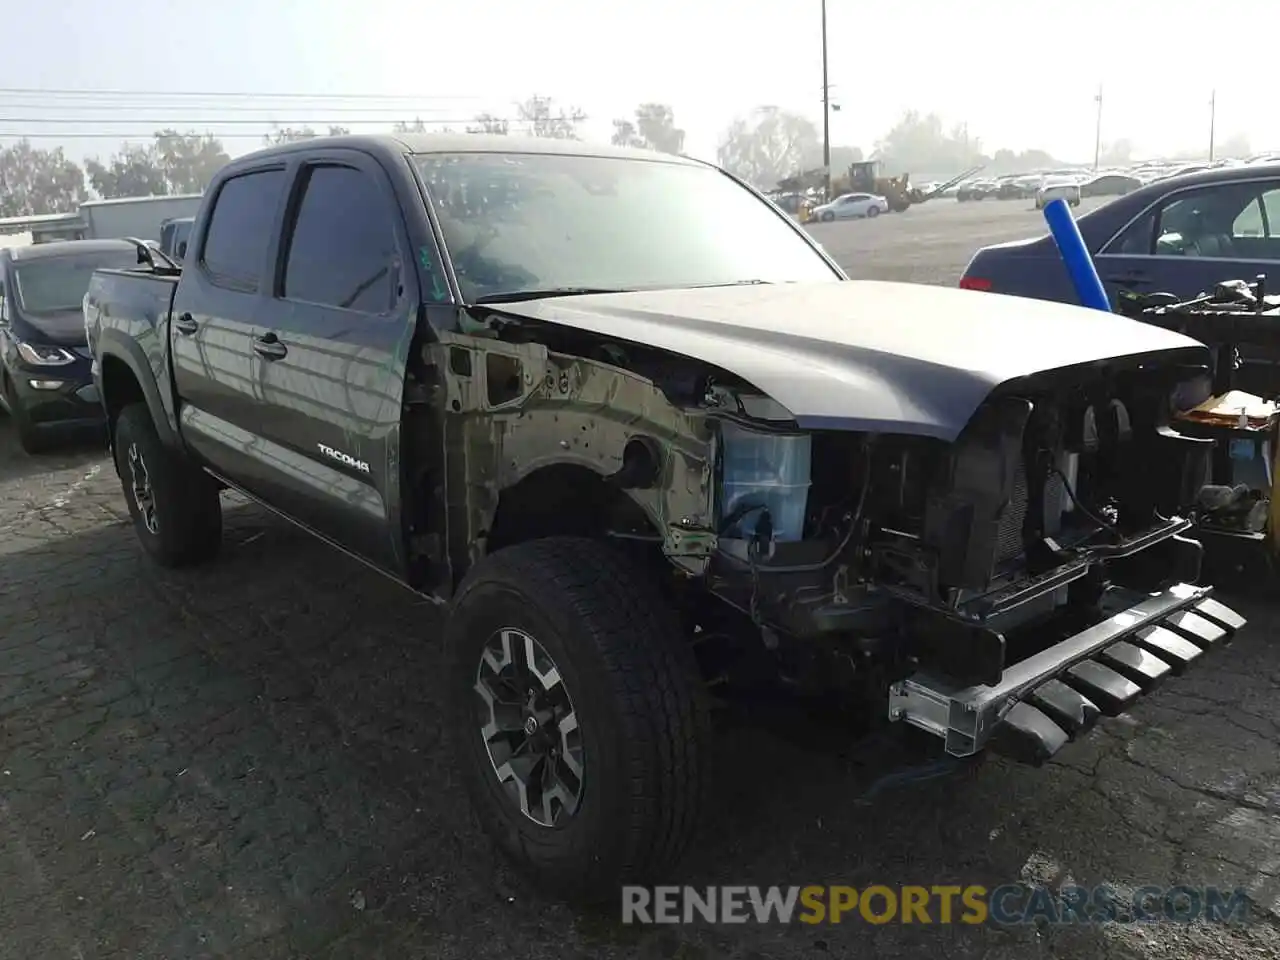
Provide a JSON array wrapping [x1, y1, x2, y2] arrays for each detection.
[[201, 168, 286, 290], [281, 165, 398, 314]]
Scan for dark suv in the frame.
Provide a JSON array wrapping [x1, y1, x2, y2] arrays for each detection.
[[0, 239, 142, 452]]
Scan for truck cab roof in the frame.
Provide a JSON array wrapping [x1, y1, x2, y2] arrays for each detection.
[[230, 131, 705, 169]]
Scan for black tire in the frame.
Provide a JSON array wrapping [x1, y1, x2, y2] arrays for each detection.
[[444, 536, 712, 902], [867, 205, 881, 218], [820, 210, 835, 222], [3, 372, 49, 454], [113, 403, 222, 568]]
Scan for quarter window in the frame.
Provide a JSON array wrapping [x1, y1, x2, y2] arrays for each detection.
[[201, 168, 286, 289], [281, 165, 398, 314], [1232, 188, 1280, 238]]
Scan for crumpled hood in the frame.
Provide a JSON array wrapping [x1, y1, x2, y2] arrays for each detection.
[[491, 280, 1208, 441]]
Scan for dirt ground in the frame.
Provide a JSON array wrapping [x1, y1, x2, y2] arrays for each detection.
[[1, 199, 1278, 959]]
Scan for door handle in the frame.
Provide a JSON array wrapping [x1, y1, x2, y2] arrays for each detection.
[[173, 313, 198, 335], [252, 332, 288, 360]]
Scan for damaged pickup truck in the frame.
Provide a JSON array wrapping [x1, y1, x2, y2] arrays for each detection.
[[84, 133, 1247, 900]]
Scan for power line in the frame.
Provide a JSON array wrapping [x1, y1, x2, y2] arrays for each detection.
[[0, 117, 501, 126], [0, 103, 485, 116], [0, 87, 491, 102], [0, 118, 557, 141]]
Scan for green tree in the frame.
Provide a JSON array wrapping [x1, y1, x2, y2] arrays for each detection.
[[86, 131, 232, 199], [0, 140, 87, 216], [611, 103, 684, 154], [717, 107, 820, 188], [873, 110, 1069, 178]]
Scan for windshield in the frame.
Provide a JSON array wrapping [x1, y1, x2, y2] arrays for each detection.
[[14, 251, 140, 314], [411, 152, 841, 301]]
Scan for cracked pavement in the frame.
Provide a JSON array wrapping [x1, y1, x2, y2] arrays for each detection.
[[1, 207, 1279, 958], [4, 429, 1279, 960]]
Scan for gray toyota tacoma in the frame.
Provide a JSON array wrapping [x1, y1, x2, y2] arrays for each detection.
[[84, 133, 1246, 901]]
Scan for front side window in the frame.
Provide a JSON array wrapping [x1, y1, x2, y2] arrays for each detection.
[[412, 151, 840, 302], [13, 250, 140, 314], [281, 165, 397, 314], [1107, 180, 1280, 258]]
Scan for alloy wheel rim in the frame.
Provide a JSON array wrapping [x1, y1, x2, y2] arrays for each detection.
[[126, 442, 158, 535], [474, 627, 584, 827]]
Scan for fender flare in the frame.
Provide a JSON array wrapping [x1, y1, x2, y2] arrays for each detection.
[[96, 329, 180, 450]]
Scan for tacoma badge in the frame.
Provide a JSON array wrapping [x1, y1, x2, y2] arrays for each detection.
[[317, 443, 371, 473]]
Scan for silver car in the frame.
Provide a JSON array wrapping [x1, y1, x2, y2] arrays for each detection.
[[812, 192, 889, 222]]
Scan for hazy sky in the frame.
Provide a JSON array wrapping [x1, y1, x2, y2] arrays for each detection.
[[5, 0, 1273, 165]]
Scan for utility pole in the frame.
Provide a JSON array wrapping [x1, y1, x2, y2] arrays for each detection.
[[821, 0, 831, 199], [1093, 84, 1103, 171], [1208, 89, 1217, 161]]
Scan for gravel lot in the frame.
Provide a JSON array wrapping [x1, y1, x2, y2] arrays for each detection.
[[806, 194, 1112, 286], [2, 199, 1280, 960]]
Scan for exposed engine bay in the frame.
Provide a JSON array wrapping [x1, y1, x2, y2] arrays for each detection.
[[700, 360, 1217, 690], [432, 306, 1211, 667], [412, 287, 1244, 764]]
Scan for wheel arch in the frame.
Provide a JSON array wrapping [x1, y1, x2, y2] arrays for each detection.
[[97, 335, 178, 451]]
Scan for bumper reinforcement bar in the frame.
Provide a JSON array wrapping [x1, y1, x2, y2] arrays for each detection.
[[887, 583, 1245, 765]]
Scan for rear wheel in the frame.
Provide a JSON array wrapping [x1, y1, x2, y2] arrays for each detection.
[[113, 403, 222, 568], [444, 536, 712, 902]]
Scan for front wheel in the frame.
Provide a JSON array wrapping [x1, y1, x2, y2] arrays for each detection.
[[820, 210, 835, 222], [867, 205, 881, 218], [444, 536, 712, 902], [113, 403, 223, 568]]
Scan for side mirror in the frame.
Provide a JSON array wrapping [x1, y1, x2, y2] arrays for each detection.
[[177, 241, 188, 259]]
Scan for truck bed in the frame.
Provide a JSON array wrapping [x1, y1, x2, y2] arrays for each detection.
[[84, 265, 182, 441]]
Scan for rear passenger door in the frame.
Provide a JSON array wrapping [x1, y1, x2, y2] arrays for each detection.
[[1094, 177, 1280, 393], [1094, 178, 1280, 301], [171, 164, 289, 486], [250, 151, 419, 571]]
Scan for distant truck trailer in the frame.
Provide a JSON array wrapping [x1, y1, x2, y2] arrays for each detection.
[[77, 194, 204, 243], [0, 194, 204, 246]]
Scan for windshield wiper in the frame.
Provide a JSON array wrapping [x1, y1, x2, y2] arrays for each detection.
[[473, 287, 630, 304]]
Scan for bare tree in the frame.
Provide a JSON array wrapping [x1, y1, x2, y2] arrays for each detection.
[[516, 96, 584, 139], [263, 124, 351, 146], [467, 113, 510, 135]]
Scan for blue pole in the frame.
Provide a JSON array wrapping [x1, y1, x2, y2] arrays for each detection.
[[1042, 197, 1111, 312]]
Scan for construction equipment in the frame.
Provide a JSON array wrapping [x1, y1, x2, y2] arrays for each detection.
[[835, 161, 985, 212]]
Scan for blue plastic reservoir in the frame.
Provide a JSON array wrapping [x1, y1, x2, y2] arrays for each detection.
[[718, 421, 812, 542]]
